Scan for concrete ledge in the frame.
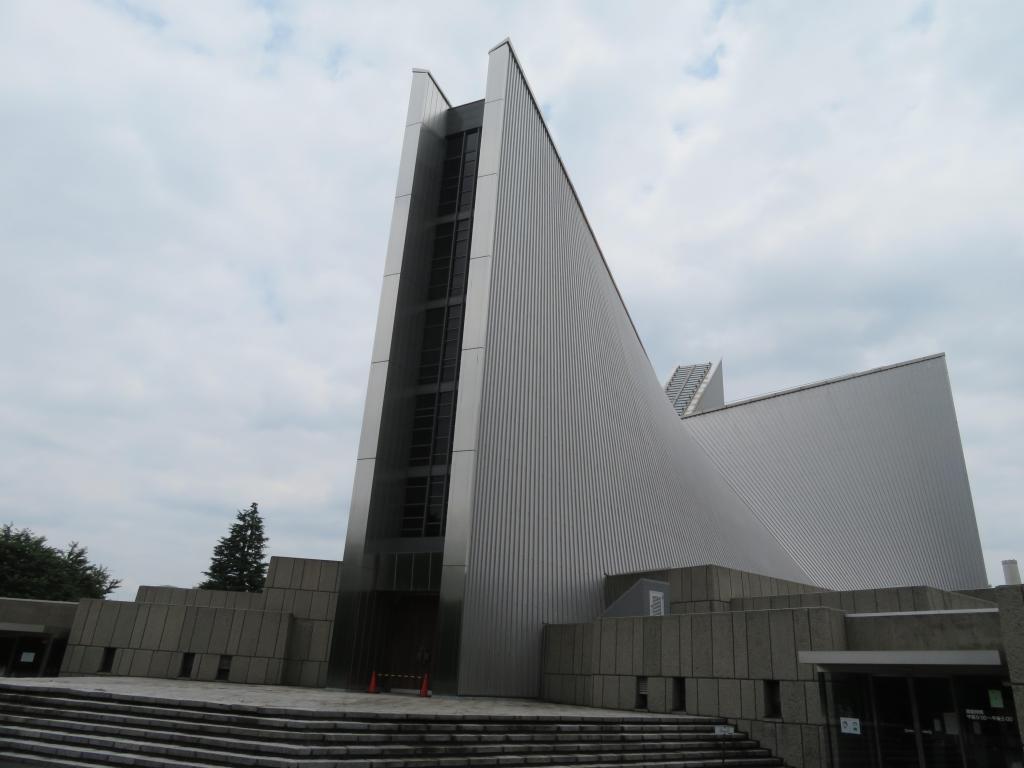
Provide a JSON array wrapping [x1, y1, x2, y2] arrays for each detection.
[[799, 649, 1002, 668]]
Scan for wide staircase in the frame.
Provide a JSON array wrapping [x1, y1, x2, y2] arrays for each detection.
[[0, 683, 785, 768]]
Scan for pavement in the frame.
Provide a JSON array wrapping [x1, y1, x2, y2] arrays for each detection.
[[0, 676, 670, 719]]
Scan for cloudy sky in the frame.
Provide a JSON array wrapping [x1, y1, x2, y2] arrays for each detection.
[[1, 1, 1021, 598]]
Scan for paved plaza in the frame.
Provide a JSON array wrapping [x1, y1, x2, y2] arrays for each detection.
[[0, 676, 669, 719]]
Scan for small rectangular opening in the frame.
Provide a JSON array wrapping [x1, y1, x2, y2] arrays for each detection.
[[99, 647, 116, 673], [635, 676, 648, 710], [216, 655, 232, 681], [764, 679, 782, 718], [178, 652, 195, 679], [672, 677, 686, 711]]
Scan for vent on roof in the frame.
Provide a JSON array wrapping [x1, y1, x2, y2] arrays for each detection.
[[649, 590, 665, 616]]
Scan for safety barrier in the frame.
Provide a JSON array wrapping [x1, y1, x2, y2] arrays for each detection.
[[367, 670, 430, 697]]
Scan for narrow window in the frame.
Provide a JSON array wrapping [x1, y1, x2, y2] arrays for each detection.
[[178, 652, 195, 679], [764, 679, 782, 718], [672, 677, 686, 711], [636, 676, 649, 709], [99, 647, 116, 673], [216, 655, 232, 681]]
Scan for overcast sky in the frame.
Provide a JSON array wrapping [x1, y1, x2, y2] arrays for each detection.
[[1, 1, 1021, 598]]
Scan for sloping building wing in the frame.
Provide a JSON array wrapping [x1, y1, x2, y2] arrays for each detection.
[[682, 354, 987, 592]]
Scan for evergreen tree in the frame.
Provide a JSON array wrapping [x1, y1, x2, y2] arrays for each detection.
[[199, 503, 268, 592], [0, 523, 121, 600]]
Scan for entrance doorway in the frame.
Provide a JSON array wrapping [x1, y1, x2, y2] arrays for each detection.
[[872, 676, 921, 768], [371, 592, 439, 690], [0, 634, 65, 677], [830, 673, 1022, 768]]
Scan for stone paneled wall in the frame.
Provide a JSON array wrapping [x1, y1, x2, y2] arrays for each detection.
[[60, 556, 341, 688], [0, 598, 77, 629], [605, 565, 821, 616], [730, 585, 994, 613], [845, 609, 1001, 651], [62, 598, 289, 684], [133, 586, 266, 610], [545, 575, 1018, 767], [542, 606, 846, 768], [982, 586, 1024, 749], [264, 557, 341, 687]]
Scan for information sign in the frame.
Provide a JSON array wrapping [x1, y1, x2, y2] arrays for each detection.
[[840, 717, 861, 735]]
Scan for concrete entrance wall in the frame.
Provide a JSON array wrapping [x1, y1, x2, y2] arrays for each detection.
[[60, 556, 340, 687], [541, 566, 1022, 768]]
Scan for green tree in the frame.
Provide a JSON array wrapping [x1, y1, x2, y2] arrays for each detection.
[[0, 524, 121, 600], [199, 502, 268, 592]]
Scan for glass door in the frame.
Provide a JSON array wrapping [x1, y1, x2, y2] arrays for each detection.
[[913, 677, 963, 768], [872, 676, 920, 768], [955, 677, 1022, 768]]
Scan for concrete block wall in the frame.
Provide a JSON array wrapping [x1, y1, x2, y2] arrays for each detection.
[[264, 557, 341, 687], [845, 608, 1002, 651], [61, 598, 291, 684], [730, 585, 994, 613], [541, 606, 847, 768], [0, 598, 78, 629], [60, 556, 342, 688], [605, 565, 820, 616], [983, 586, 1024, 749], [134, 586, 266, 610]]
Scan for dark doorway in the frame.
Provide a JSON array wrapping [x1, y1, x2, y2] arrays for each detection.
[[914, 677, 962, 768], [830, 673, 1022, 768], [0, 635, 50, 677], [872, 676, 920, 768], [955, 677, 1022, 768], [374, 592, 438, 689]]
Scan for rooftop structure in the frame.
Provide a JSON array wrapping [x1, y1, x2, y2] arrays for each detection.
[[665, 360, 724, 417]]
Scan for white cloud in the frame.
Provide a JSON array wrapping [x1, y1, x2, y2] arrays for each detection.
[[0, 0, 1020, 595]]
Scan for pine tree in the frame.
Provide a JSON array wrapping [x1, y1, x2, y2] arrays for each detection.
[[199, 503, 268, 592]]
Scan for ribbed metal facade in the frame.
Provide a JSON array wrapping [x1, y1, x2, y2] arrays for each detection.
[[683, 355, 988, 592], [452, 43, 808, 697], [328, 70, 456, 690], [334, 44, 989, 699]]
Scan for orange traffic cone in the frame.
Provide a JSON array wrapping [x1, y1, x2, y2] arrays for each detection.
[[368, 671, 379, 694], [419, 672, 430, 698]]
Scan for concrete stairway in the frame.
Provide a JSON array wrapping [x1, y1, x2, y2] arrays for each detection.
[[0, 684, 785, 768]]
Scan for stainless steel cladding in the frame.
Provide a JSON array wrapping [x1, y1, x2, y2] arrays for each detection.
[[328, 70, 453, 690], [450, 42, 808, 697], [683, 355, 988, 592], [333, 42, 990, 699]]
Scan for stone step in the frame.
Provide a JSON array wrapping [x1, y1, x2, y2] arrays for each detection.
[[0, 685, 785, 768], [0, 692, 725, 735], [0, 747, 783, 768], [0, 740, 222, 768], [0, 687, 703, 726], [0, 740, 783, 768], [1, 725, 775, 763], [0, 710, 761, 749]]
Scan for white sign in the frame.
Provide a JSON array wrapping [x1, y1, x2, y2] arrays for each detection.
[[19, 651, 35, 663], [713, 725, 735, 736], [840, 717, 861, 735]]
